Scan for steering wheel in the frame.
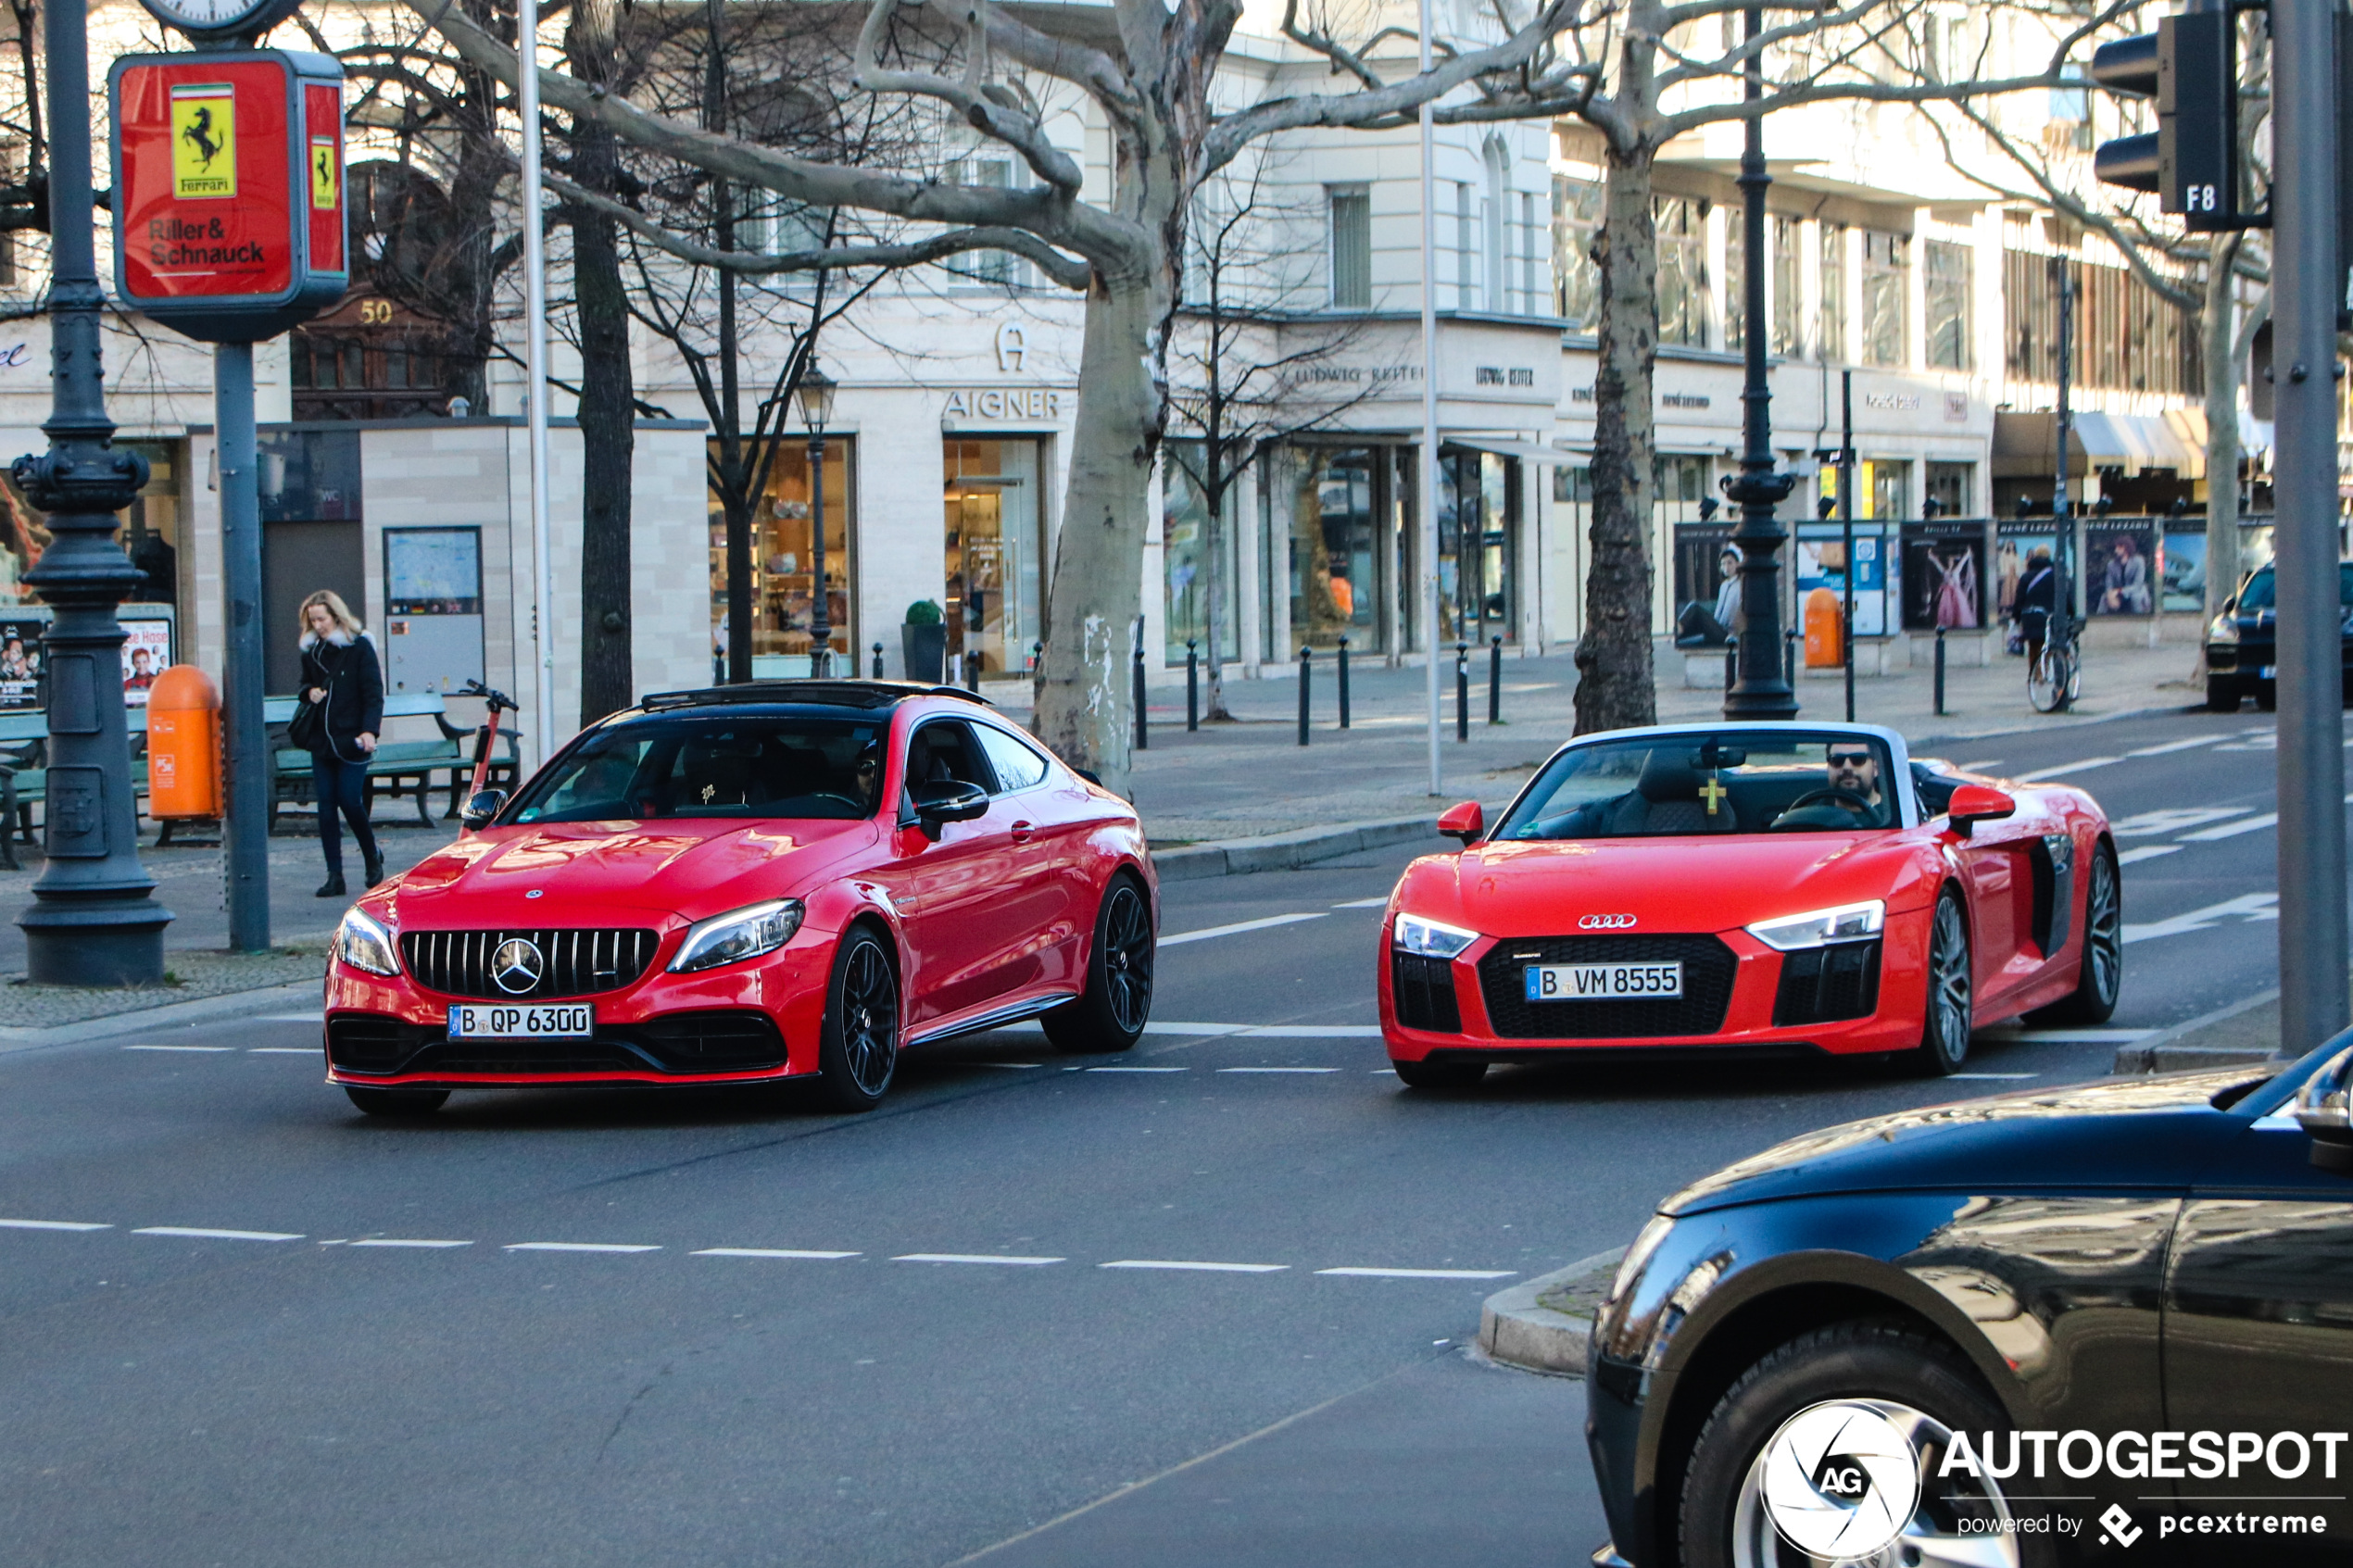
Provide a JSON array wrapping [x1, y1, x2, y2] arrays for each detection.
[[805, 792, 865, 811], [1771, 786, 1881, 829]]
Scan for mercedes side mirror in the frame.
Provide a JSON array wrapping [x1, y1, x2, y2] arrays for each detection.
[[907, 779, 988, 840], [1438, 800, 1484, 846], [2296, 1046, 2353, 1172], [460, 789, 507, 831], [1946, 784, 2016, 838]]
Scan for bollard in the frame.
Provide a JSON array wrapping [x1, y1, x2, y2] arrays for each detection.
[[1337, 635, 1351, 729], [1934, 626, 1947, 717], [1455, 642, 1470, 742], [871, 642, 884, 679], [1186, 640, 1199, 732], [1489, 634, 1503, 725], [1783, 627, 1798, 690], [1133, 642, 1149, 751], [1297, 646, 1312, 746], [1724, 645, 1737, 692], [965, 651, 981, 694]]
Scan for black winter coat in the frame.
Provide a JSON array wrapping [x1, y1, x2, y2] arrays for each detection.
[[298, 632, 384, 758]]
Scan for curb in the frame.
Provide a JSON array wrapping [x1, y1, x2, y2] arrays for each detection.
[[0, 979, 322, 1055], [2110, 985, 2284, 1075], [1478, 1247, 1625, 1376], [1151, 815, 1442, 882]]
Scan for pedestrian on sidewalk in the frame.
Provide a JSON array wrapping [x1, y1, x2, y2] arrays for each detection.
[[2015, 546, 2057, 674], [293, 590, 384, 897]]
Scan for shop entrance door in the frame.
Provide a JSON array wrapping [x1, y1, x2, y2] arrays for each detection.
[[1439, 448, 1518, 646], [943, 440, 1042, 677]]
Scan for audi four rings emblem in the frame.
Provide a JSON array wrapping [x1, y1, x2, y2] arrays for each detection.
[[1579, 913, 1638, 930], [491, 938, 546, 995]]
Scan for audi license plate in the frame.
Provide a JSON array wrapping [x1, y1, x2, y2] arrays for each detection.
[[1523, 962, 1682, 1001], [446, 1003, 594, 1040]]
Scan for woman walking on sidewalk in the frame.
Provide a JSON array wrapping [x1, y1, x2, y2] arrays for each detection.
[[294, 590, 383, 897]]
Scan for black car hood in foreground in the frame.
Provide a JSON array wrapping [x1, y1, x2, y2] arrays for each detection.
[[1661, 1068, 2289, 1217]]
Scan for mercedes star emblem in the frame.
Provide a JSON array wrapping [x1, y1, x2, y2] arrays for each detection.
[[492, 937, 545, 995]]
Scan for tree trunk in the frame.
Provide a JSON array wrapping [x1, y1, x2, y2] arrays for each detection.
[[1033, 267, 1162, 797], [566, 0, 635, 724], [2199, 234, 2244, 679], [1574, 139, 1660, 734]]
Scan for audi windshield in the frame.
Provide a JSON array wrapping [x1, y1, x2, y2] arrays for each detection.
[[1493, 731, 1899, 839], [510, 715, 887, 823]]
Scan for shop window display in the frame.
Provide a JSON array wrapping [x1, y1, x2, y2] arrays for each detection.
[[709, 438, 852, 674]]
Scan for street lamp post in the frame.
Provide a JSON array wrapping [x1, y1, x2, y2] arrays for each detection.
[[797, 359, 837, 678], [9, 0, 171, 984], [1721, 0, 1797, 721]]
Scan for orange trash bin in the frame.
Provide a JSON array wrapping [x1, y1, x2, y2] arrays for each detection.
[[146, 663, 221, 820], [1804, 587, 1844, 669]]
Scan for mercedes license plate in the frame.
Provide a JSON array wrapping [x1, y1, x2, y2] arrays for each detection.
[[1523, 962, 1682, 1001], [446, 1003, 594, 1040]]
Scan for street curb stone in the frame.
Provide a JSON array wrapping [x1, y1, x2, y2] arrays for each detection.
[[1151, 816, 1441, 882], [1478, 1247, 1625, 1376], [0, 979, 322, 1054], [2110, 986, 2285, 1075]]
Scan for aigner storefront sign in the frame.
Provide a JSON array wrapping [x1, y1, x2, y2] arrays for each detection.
[[944, 386, 1065, 421]]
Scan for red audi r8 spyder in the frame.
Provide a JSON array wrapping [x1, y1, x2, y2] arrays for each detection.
[[322, 682, 1157, 1116], [1378, 722, 2120, 1085]]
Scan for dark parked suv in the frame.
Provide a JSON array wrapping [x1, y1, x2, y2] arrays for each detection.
[[2203, 561, 2353, 711], [1587, 1038, 2353, 1567]]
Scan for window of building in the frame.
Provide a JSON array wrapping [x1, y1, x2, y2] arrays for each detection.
[[1656, 196, 1706, 348], [941, 439, 1035, 677], [2047, 80, 2093, 152], [2003, 250, 2201, 395], [1554, 177, 1602, 328], [1521, 192, 1541, 314], [1292, 447, 1385, 651], [1437, 448, 1516, 645], [1818, 221, 1848, 362], [709, 437, 855, 676], [1456, 182, 1476, 308], [1772, 215, 1802, 357], [1926, 461, 1974, 515], [1327, 185, 1371, 308], [1861, 230, 1910, 367], [1164, 441, 1241, 662], [944, 157, 1026, 287], [1724, 218, 1744, 352], [1482, 137, 1509, 311], [1925, 240, 1973, 370]]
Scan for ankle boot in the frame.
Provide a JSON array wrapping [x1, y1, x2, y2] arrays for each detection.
[[363, 852, 385, 887], [316, 872, 346, 898]]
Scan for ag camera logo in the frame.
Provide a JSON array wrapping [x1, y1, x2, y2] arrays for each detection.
[[1760, 1401, 1922, 1559]]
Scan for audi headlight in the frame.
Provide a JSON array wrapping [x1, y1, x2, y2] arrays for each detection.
[[669, 898, 805, 973], [1392, 913, 1478, 959], [2208, 611, 2239, 644], [334, 907, 400, 977], [1744, 899, 1885, 951]]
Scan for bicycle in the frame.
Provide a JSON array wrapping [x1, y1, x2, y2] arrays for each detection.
[[2027, 610, 2081, 714]]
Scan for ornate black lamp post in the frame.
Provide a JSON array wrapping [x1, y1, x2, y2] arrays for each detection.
[[1721, 0, 1798, 721], [796, 358, 837, 678], [10, 0, 170, 983]]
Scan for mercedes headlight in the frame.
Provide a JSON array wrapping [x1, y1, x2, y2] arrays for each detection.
[[670, 898, 805, 973], [1744, 899, 1885, 951], [2208, 611, 2238, 644], [1392, 913, 1478, 959], [334, 907, 400, 977]]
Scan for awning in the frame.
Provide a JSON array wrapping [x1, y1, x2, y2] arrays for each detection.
[[1991, 409, 2208, 480], [1439, 435, 1571, 465]]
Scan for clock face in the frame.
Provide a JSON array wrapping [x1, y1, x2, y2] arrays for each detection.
[[136, 0, 300, 38]]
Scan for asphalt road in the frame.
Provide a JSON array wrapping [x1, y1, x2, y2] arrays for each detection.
[[0, 703, 2313, 1567]]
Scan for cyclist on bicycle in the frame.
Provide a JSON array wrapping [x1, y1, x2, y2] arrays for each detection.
[[2016, 545, 2057, 672]]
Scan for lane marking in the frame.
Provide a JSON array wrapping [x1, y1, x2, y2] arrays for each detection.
[[692, 1248, 861, 1260], [1949, 1073, 2041, 1080], [893, 1253, 1063, 1266], [1329, 897, 1390, 909], [349, 1238, 472, 1248], [1978, 1029, 2153, 1043], [123, 1045, 233, 1053], [2124, 892, 2278, 944], [1239, 1024, 1382, 1037], [134, 1226, 303, 1242], [2179, 811, 2279, 841], [1217, 1066, 1343, 1074], [1141, 1022, 1249, 1035], [258, 1012, 324, 1022], [2109, 807, 2254, 837], [1957, 759, 2003, 771], [1316, 1266, 1516, 1280], [2126, 736, 2221, 758], [0, 1218, 111, 1232], [1100, 1260, 1290, 1273], [503, 1242, 661, 1254], [2115, 845, 2183, 867], [1086, 1066, 1187, 1073], [249, 1047, 317, 1055], [2019, 756, 2123, 780], [1160, 912, 1328, 947], [969, 1062, 1042, 1071]]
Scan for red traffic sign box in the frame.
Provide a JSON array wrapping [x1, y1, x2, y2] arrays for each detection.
[[109, 50, 346, 342]]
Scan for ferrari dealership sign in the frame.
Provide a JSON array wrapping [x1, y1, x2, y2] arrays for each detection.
[[108, 50, 346, 341]]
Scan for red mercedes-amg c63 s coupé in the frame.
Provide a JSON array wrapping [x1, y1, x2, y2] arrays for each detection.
[[1378, 722, 2120, 1085], [322, 683, 1157, 1115]]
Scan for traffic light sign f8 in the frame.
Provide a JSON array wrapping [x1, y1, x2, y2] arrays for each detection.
[[2092, 11, 2241, 231]]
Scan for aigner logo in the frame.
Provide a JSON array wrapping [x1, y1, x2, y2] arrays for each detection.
[[1759, 1401, 1922, 1560], [491, 937, 545, 995], [1578, 913, 1638, 930]]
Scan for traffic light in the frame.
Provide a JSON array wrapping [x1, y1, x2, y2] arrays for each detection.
[[2090, 10, 2245, 230]]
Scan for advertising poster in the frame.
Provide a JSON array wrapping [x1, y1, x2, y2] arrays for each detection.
[[1901, 526, 1985, 631], [2087, 521, 2158, 616], [120, 617, 172, 706], [2160, 524, 2208, 612], [0, 613, 42, 711], [1795, 526, 1894, 636], [1672, 522, 1737, 645]]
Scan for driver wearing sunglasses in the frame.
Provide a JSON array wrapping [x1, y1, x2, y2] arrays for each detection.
[[1822, 743, 1887, 822]]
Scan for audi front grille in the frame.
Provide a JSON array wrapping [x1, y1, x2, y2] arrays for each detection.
[[398, 928, 661, 1000], [1476, 934, 1739, 1039]]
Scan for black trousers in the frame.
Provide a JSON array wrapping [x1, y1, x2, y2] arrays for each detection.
[[312, 752, 379, 876]]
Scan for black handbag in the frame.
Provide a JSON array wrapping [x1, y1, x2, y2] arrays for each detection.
[[287, 691, 324, 750]]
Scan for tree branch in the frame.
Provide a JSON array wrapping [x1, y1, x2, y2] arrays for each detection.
[[853, 0, 1084, 191]]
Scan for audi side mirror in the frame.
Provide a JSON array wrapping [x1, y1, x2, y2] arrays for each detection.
[[1438, 800, 1484, 846], [907, 780, 988, 840], [461, 789, 507, 831], [2296, 1046, 2353, 1172], [1946, 784, 2016, 839]]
